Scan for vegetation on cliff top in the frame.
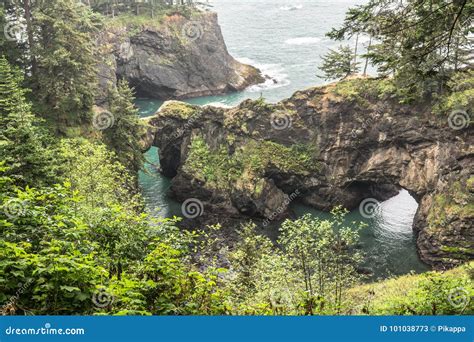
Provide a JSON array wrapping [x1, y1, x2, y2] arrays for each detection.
[[425, 177, 474, 263], [183, 135, 319, 191], [1, 0, 472, 317], [321, 0, 472, 111], [103, 6, 205, 42]]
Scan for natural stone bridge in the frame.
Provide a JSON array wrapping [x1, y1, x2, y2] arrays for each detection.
[[143, 81, 473, 269]]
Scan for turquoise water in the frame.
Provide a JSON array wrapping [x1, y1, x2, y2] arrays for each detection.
[[136, 0, 429, 277]]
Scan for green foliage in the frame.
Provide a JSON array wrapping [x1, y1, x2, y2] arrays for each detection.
[[427, 180, 474, 233], [0, 183, 107, 314], [31, 242, 106, 315], [184, 135, 241, 189], [58, 138, 155, 277], [278, 208, 365, 313], [103, 80, 146, 171], [347, 263, 473, 315], [58, 138, 139, 211], [184, 135, 319, 190], [221, 210, 367, 315], [395, 271, 473, 315], [2, 0, 472, 318], [326, 0, 473, 101], [0, 56, 27, 115], [0, 160, 230, 316], [86, 0, 201, 19], [319, 45, 360, 81], [244, 141, 319, 175], [0, 56, 59, 186], [32, 0, 103, 127], [1, 183, 89, 253], [331, 77, 398, 105], [434, 70, 474, 115], [159, 101, 200, 119], [228, 222, 275, 293], [225, 222, 298, 315], [0, 4, 23, 68]]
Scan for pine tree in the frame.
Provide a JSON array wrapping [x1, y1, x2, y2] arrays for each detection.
[[103, 80, 145, 172], [319, 45, 360, 81], [32, 0, 102, 128], [0, 57, 26, 117], [0, 56, 57, 186], [326, 0, 473, 99], [0, 2, 27, 69]]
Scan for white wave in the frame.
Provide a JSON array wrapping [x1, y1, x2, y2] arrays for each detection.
[[237, 57, 291, 92], [280, 4, 303, 11], [205, 102, 233, 108], [285, 37, 322, 45]]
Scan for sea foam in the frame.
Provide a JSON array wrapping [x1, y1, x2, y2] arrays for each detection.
[[285, 37, 322, 45], [237, 57, 291, 91]]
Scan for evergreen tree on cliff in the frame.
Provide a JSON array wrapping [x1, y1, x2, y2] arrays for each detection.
[[28, 0, 102, 128], [103, 80, 145, 172], [319, 45, 360, 81], [0, 56, 57, 186], [327, 0, 473, 99]]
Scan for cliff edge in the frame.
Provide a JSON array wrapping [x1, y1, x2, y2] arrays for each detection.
[[97, 11, 264, 102], [144, 78, 473, 269]]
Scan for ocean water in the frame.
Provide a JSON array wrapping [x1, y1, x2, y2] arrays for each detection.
[[137, 0, 429, 277]]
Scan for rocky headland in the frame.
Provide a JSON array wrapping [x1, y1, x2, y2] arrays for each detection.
[[143, 78, 473, 270], [96, 11, 264, 103]]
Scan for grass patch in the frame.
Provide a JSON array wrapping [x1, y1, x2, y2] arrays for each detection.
[[159, 101, 200, 120], [427, 180, 474, 234], [104, 7, 203, 35], [183, 135, 319, 190], [331, 77, 397, 106], [347, 262, 473, 315]]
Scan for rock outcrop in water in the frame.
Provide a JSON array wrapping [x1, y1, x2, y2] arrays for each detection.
[[144, 78, 473, 269], [98, 12, 264, 101]]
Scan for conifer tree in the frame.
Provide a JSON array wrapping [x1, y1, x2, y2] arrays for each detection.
[[326, 0, 472, 98], [103, 80, 145, 172], [32, 0, 102, 128], [0, 56, 57, 186], [319, 45, 360, 81]]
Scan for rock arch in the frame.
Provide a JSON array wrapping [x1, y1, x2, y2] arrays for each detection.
[[144, 84, 473, 269]]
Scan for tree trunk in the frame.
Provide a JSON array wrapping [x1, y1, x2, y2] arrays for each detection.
[[363, 36, 372, 76], [23, 0, 37, 79], [353, 32, 359, 75]]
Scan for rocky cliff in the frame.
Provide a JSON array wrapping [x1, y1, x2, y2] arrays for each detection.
[[144, 78, 473, 270], [97, 11, 264, 101]]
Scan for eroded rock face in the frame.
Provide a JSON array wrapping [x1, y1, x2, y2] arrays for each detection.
[[145, 80, 473, 269], [100, 12, 264, 99]]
